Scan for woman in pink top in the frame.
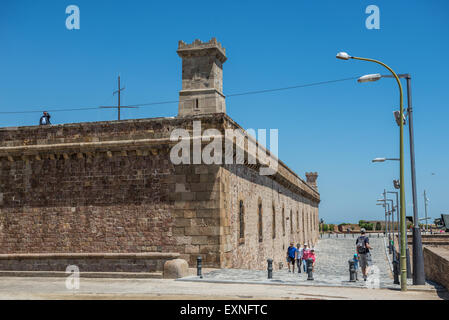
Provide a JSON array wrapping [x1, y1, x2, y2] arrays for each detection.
[[302, 244, 311, 272], [309, 249, 316, 271]]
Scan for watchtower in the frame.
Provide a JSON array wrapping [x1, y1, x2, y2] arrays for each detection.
[[177, 38, 227, 116]]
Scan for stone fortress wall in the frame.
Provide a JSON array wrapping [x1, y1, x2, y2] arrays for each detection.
[[0, 38, 319, 271]]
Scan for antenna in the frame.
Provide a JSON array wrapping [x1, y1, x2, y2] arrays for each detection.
[[100, 75, 138, 120]]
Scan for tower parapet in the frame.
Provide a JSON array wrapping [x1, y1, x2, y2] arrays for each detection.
[[305, 172, 318, 189], [177, 38, 227, 117]]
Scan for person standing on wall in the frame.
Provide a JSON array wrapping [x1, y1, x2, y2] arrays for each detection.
[[39, 111, 51, 125]]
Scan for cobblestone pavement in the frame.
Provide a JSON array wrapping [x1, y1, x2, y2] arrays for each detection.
[[179, 234, 440, 290]]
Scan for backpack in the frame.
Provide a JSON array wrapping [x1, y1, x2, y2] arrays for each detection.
[[356, 236, 367, 254]]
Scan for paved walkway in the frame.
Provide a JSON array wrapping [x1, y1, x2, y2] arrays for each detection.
[[179, 234, 441, 291], [0, 276, 446, 300]]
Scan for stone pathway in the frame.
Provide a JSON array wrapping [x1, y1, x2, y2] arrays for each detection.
[[179, 234, 441, 290]]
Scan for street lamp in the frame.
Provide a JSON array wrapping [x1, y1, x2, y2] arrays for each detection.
[[372, 158, 399, 163], [337, 52, 407, 291], [361, 72, 425, 285]]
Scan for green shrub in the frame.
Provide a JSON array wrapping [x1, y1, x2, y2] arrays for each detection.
[[376, 222, 382, 231]]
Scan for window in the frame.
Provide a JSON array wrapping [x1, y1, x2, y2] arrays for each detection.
[[282, 207, 285, 236], [302, 209, 306, 238], [272, 204, 276, 239], [258, 202, 263, 242], [290, 210, 293, 234], [296, 211, 299, 233], [195, 99, 199, 109], [239, 200, 245, 240]]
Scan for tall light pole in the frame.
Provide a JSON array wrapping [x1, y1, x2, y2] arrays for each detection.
[[424, 190, 429, 233], [364, 73, 425, 285], [337, 52, 407, 290]]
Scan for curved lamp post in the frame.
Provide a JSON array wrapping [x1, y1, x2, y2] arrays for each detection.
[[337, 52, 407, 291], [366, 75, 425, 286]]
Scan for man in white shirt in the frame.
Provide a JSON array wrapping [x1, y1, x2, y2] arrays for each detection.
[[296, 243, 304, 273]]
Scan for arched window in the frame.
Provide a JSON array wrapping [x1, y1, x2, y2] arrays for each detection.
[[239, 200, 245, 240], [272, 204, 276, 239], [258, 202, 263, 242]]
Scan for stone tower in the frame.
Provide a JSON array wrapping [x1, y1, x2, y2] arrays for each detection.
[[305, 172, 318, 189], [177, 38, 227, 117]]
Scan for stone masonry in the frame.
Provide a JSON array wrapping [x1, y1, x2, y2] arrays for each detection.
[[0, 38, 320, 271]]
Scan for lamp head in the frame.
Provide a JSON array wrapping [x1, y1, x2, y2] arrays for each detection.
[[336, 52, 352, 60], [358, 73, 382, 83], [372, 157, 386, 163]]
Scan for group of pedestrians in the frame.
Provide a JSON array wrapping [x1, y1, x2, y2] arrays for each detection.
[[285, 228, 372, 282], [286, 242, 315, 274]]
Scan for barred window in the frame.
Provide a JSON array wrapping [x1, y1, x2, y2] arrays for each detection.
[[258, 202, 263, 242], [239, 200, 245, 240], [290, 209, 293, 234], [296, 211, 299, 233], [282, 207, 285, 236]]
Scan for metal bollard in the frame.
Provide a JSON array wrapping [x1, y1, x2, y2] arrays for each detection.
[[348, 259, 356, 282], [197, 256, 203, 279], [267, 258, 273, 279], [406, 247, 412, 279], [307, 258, 314, 280], [336, 233, 338, 238], [392, 249, 400, 285]]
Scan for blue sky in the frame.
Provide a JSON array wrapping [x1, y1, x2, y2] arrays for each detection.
[[1, 0, 448, 224]]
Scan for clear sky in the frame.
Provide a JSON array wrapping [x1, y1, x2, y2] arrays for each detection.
[[1, 0, 448, 224]]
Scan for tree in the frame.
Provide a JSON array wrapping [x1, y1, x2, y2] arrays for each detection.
[[376, 222, 382, 231]]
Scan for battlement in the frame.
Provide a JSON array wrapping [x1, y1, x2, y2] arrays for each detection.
[[177, 37, 226, 57]]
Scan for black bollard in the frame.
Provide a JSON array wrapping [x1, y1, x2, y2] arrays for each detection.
[[267, 258, 273, 279], [348, 259, 356, 282], [307, 258, 314, 280], [197, 256, 203, 279], [392, 249, 400, 285], [406, 247, 412, 279]]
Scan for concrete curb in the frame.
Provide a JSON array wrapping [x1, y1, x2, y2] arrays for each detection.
[[0, 271, 162, 279], [176, 276, 446, 293]]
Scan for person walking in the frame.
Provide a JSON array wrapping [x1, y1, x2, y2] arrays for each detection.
[[39, 111, 51, 125], [286, 242, 297, 272], [356, 228, 372, 281], [296, 243, 303, 273], [302, 244, 310, 273]]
